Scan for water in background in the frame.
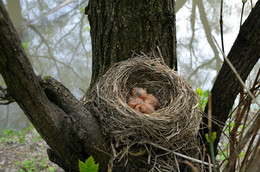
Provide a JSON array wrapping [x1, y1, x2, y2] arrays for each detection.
[[0, 0, 258, 129]]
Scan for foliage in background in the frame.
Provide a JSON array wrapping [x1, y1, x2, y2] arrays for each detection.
[[196, 87, 209, 111], [22, 43, 29, 54], [15, 158, 57, 172], [0, 125, 59, 172], [0, 127, 28, 144]]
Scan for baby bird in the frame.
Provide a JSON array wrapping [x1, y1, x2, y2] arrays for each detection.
[[127, 96, 144, 109], [131, 87, 147, 98], [128, 87, 160, 114], [143, 94, 161, 110], [135, 103, 155, 114]]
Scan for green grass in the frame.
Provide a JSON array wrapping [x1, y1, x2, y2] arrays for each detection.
[[15, 158, 58, 172], [0, 128, 25, 144], [0, 125, 59, 171]]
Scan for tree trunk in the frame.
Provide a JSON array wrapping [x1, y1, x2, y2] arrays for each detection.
[[1, 0, 177, 171], [200, 1, 260, 154], [86, 0, 177, 89]]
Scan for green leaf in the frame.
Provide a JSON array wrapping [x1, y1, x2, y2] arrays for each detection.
[[43, 75, 52, 80], [203, 90, 209, 98], [86, 26, 91, 32], [212, 131, 217, 142], [48, 167, 55, 172], [80, 6, 85, 13], [79, 156, 99, 172], [205, 134, 209, 142], [196, 87, 202, 96], [22, 43, 28, 49], [239, 152, 244, 157], [79, 160, 86, 171]]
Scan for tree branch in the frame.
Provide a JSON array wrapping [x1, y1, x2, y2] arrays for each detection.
[[200, 1, 260, 154], [0, 1, 110, 171], [0, 86, 15, 105]]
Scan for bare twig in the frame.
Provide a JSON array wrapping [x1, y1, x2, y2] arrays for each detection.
[[149, 142, 212, 167], [223, 110, 260, 172], [184, 160, 199, 172], [244, 136, 260, 172], [250, 0, 253, 9], [220, 0, 225, 54], [213, 37, 260, 107], [207, 154, 212, 172], [240, 132, 257, 171], [240, 0, 247, 28], [207, 93, 217, 172], [230, 92, 251, 158]]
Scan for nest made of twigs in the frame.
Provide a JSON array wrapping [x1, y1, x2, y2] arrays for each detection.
[[85, 53, 200, 170]]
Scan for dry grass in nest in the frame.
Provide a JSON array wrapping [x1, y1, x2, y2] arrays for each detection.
[[85, 53, 201, 170]]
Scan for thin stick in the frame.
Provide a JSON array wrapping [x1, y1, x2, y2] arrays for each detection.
[[240, 132, 257, 171], [149, 142, 212, 167], [240, 1, 247, 28], [213, 37, 260, 107], [184, 160, 199, 172], [223, 110, 260, 172], [220, 0, 225, 53], [208, 93, 217, 172]]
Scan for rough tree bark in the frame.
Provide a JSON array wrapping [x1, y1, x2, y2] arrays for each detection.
[[200, 1, 260, 154], [0, 1, 110, 171], [0, 0, 177, 171], [86, 0, 177, 89]]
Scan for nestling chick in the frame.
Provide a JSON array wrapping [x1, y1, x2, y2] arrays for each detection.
[[131, 87, 147, 98], [135, 103, 155, 114], [143, 94, 161, 110], [127, 96, 144, 109]]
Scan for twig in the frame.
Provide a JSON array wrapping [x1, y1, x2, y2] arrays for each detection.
[[184, 160, 199, 172], [207, 154, 212, 172], [240, 132, 257, 171], [149, 142, 212, 167], [207, 93, 217, 172], [223, 110, 260, 172], [250, 0, 253, 9], [217, 146, 228, 169], [230, 91, 251, 156], [213, 36, 260, 107], [240, 0, 247, 28], [220, 0, 225, 54], [244, 136, 260, 172], [238, 98, 252, 142]]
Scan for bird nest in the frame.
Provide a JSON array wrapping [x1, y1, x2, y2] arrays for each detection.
[[85, 53, 201, 171]]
